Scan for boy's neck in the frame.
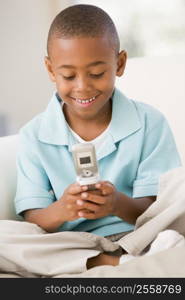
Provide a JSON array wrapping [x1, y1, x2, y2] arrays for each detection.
[[62, 100, 112, 141]]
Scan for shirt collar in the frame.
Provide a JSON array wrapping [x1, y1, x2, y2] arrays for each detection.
[[38, 88, 141, 148], [109, 88, 141, 143], [38, 92, 69, 146]]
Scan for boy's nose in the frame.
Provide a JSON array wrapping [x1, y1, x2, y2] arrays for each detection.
[[75, 76, 92, 92]]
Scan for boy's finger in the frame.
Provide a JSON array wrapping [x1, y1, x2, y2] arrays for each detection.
[[77, 200, 100, 212], [78, 210, 96, 219], [95, 181, 114, 195], [80, 192, 106, 204], [68, 183, 88, 195]]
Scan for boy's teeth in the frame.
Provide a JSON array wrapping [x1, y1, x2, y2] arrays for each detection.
[[76, 96, 95, 104]]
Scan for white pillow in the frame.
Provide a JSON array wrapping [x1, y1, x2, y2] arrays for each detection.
[[0, 135, 21, 220]]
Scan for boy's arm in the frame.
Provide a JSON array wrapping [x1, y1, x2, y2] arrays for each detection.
[[113, 192, 156, 224], [23, 183, 89, 233], [23, 202, 66, 233]]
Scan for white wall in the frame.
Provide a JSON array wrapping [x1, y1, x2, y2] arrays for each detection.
[[0, 0, 70, 135], [1, 0, 184, 157], [116, 55, 185, 164]]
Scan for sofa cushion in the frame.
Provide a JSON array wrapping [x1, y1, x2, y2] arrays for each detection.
[[0, 135, 21, 220]]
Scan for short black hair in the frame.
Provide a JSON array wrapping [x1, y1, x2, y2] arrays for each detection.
[[47, 4, 120, 56]]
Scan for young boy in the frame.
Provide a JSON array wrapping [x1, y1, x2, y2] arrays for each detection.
[[13, 4, 181, 271]]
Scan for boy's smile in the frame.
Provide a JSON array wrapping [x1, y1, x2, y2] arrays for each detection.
[[45, 36, 126, 124], [70, 95, 98, 107]]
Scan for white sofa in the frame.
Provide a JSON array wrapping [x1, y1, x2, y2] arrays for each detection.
[[0, 134, 21, 220], [0, 55, 185, 221]]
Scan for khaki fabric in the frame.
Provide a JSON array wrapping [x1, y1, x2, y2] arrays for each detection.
[[117, 166, 185, 255], [0, 166, 185, 277], [0, 220, 120, 277], [55, 246, 185, 278]]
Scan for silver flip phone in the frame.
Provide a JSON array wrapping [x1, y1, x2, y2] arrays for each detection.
[[71, 143, 100, 187]]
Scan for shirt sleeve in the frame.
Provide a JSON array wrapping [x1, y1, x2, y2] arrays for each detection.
[[133, 111, 182, 198], [14, 128, 55, 215]]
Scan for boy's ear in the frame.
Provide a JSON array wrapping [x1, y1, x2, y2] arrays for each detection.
[[116, 50, 127, 77], [44, 56, 56, 82]]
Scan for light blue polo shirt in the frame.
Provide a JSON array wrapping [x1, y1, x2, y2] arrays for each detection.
[[14, 88, 181, 236]]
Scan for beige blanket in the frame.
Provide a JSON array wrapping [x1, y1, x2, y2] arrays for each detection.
[[0, 166, 185, 277]]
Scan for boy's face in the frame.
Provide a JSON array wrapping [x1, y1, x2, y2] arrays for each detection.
[[45, 36, 127, 120]]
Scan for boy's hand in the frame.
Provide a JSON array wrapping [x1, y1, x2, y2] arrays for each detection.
[[76, 181, 119, 219], [58, 182, 103, 222], [57, 182, 88, 222]]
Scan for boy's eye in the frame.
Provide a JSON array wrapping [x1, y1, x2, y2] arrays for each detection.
[[62, 75, 75, 80], [90, 72, 105, 78], [61, 72, 105, 80]]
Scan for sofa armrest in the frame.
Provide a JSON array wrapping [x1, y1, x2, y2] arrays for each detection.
[[0, 135, 21, 220]]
